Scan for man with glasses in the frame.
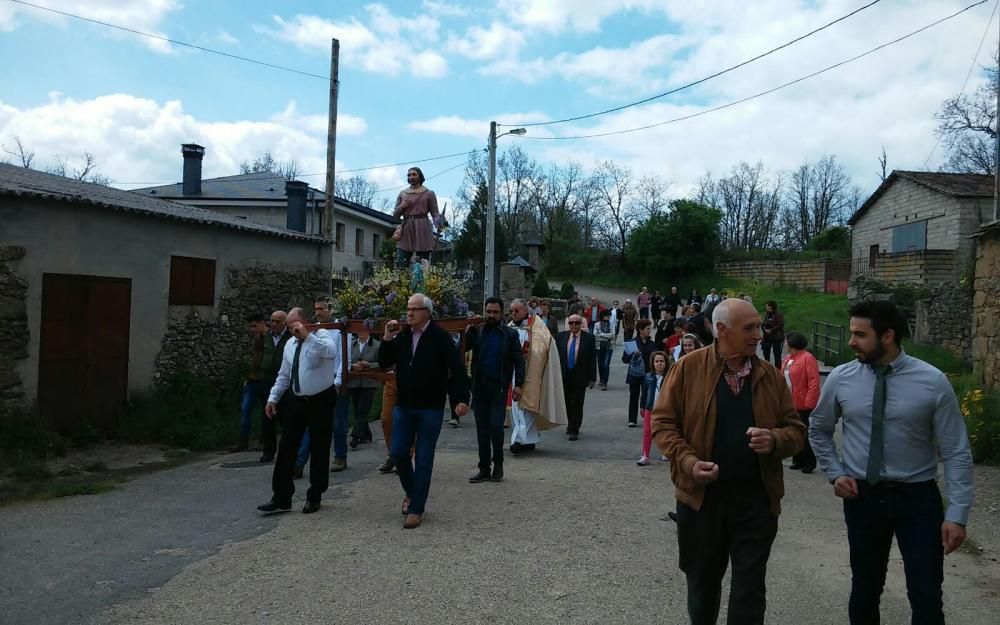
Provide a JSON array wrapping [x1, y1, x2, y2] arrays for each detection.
[[379, 293, 470, 529], [557, 314, 597, 441], [507, 299, 567, 454]]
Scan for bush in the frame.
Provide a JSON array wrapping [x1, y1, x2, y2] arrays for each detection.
[[0, 413, 66, 465], [559, 281, 575, 300], [952, 377, 1000, 464], [532, 271, 551, 297]]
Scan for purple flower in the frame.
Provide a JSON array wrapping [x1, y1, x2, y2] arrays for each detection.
[[385, 291, 397, 305], [373, 304, 384, 317]]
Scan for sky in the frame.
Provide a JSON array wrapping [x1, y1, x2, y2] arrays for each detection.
[[0, 0, 995, 213]]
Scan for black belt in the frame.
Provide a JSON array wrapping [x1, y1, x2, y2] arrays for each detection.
[[402, 214, 427, 220], [858, 478, 935, 489]]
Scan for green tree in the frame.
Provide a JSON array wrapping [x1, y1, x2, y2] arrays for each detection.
[[532, 270, 551, 297], [453, 184, 509, 272], [805, 225, 851, 256], [626, 199, 722, 275]]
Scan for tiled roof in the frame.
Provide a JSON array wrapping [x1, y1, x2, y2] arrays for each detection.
[[132, 172, 400, 225], [0, 164, 330, 243], [849, 170, 993, 225]]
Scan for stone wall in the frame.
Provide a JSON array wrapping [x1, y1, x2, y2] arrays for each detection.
[[913, 281, 974, 361], [0, 246, 29, 418], [499, 265, 536, 306], [154, 263, 329, 385], [871, 250, 958, 286], [714, 259, 828, 291], [972, 227, 1000, 389]]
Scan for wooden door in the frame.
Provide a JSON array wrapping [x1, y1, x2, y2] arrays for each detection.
[[39, 274, 131, 433]]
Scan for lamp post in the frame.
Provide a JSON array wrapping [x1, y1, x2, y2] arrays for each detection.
[[485, 122, 526, 298]]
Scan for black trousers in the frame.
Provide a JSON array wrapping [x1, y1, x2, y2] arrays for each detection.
[[628, 381, 642, 424], [473, 384, 506, 471], [844, 480, 945, 625], [349, 386, 376, 439], [563, 380, 587, 435], [272, 385, 337, 503], [792, 410, 816, 469], [257, 384, 282, 458], [677, 479, 777, 625], [761, 338, 782, 369]]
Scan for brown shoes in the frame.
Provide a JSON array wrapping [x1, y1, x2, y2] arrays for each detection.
[[403, 513, 422, 529], [401, 496, 411, 516], [330, 458, 347, 472]]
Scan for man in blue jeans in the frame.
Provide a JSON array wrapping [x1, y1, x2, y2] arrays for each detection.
[[464, 296, 525, 484], [592, 308, 615, 390], [379, 293, 470, 529], [810, 300, 973, 625]]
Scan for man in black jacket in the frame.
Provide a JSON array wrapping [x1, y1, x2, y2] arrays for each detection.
[[379, 293, 470, 529], [259, 310, 291, 462], [557, 314, 597, 440], [465, 296, 525, 483]]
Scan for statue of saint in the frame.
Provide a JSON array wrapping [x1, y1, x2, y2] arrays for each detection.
[[392, 167, 441, 268]]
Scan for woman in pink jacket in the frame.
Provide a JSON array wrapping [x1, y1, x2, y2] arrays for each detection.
[[780, 331, 820, 473]]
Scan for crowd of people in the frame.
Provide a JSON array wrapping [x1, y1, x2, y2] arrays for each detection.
[[235, 285, 974, 625]]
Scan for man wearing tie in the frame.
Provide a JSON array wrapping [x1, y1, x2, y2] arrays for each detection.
[[810, 300, 973, 624], [557, 314, 597, 441], [257, 307, 343, 515]]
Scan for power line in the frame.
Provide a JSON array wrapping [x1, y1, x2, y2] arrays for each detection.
[[372, 160, 469, 194], [524, 0, 991, 142], [6, 0, 329, 81], [922, 0, 998, 169], [501, 0, 883, 129], [115, 149, 483, 186]]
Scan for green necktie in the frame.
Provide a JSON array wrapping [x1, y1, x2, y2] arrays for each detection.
[[291, 340, 304, 394], [866, 364, 892, 484]]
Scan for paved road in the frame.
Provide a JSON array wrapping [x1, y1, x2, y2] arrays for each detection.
[[2, 356, 998, 624]]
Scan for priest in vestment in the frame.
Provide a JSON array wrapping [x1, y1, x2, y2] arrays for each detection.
[[507, 299, 568, 452]]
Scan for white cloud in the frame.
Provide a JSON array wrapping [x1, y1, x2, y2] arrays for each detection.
[[421, 1, 470, 18], [446, 22, 526, 60], [271, 102, 367, 137], [0, 93, 371, 186], [214, 29, 239, 45], [259, 5, 448, 78], [365, 166, 403, 190], [497, 0, 665, 33], [0, 0, 182, 53], [408, 112, 552, 139]]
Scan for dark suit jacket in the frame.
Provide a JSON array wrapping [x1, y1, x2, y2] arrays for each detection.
[[465, 323, 525, 394], [378, 321, 470, 410], [261, 329, 292, 384], [556, 330, 597, 387]]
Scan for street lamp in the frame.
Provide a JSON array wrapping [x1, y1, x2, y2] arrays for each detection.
[[485, 122, 527, 298]]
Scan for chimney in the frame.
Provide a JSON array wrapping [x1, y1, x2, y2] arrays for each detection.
[[286, 180, 309, 232], [181, 143, 205, 195]]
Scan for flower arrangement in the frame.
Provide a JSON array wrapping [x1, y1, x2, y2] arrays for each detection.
[[333, 262, 472, 321]]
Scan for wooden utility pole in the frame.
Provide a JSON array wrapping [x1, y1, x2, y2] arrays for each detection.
[[995, 25, 999, 222], [324, 39, 340, 249]]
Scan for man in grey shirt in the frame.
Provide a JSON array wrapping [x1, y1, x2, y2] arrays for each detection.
[[809, 300, 973, 625]]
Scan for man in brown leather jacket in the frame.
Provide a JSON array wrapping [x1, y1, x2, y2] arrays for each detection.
[[652, 298, 804, 625]]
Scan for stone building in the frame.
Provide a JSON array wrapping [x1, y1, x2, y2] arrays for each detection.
[[972, 220, 1000, 389], [1, 163, 331, 432], [849, 170, 992, 285], [132, 144, 399, 278]]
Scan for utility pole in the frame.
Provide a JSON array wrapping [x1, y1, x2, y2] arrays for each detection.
[[485, 121, 498, 298], [995, 26, 999, 222], [324, 39, 340, 256]]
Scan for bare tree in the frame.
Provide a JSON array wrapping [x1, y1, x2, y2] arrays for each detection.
[[787, 155, 854, 248], [239, 151, 301, 180], [335, 174, 383, 209], [495, 145, 539, 249], [878, 146, 888, 182], [46, 151, 112, 185], [703, 161, 784, 250], [3, 137, 34, 168], [935, 52, 997, 174], [632, 174, 670, 218], [591, 160, 635, 263]]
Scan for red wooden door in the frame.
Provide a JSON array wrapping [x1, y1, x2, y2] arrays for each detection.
[[39, 274, 131, 433]]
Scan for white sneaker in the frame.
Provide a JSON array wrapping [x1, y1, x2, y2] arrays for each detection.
[[447, 418, 460, 428], [636, 456, 650, 466], [660, 454, 669, 462]]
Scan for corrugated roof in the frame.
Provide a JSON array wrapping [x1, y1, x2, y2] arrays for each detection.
[[849, 170, 993, 226], [132, 172, 400, 226], [0, 164, 331, 243]]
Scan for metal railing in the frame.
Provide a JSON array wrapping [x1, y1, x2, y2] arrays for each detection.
[[812, 320, 846, 366]]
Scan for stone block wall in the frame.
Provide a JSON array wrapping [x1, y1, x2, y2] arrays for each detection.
[[714, 259, 828, 291], [972, 229, 1000, 389], [0, 246, 29, 418], [499, 265, 536, 306], [913, 281, 973, 361], [154, 263, 329, 385], [872, 250, 958, 286]]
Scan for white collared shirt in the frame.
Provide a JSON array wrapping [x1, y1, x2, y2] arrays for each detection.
[[268, 329, 343, 402]]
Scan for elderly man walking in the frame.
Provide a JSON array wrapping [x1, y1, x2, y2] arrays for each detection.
[[652, 298, 804, 624], [557, 314, 597, 440], [379, 294, 470, 528], [259, 310, 291, 463], [465, 296, 525, 483], [257, 307, 343, 514], [810, 300, 973, 625]]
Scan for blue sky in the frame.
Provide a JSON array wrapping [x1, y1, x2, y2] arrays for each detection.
[[0, 0, 995, 210]]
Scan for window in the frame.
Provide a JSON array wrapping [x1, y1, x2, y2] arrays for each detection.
[[891, 221, 926, 253], [372, 233, 381, 258], [169, 256, 215, 305], [335, 222, 346, 251], [355, 228, 364, 255]]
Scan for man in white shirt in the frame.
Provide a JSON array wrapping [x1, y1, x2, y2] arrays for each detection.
[[257, 307, 343, 515]]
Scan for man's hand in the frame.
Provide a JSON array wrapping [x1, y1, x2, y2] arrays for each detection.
[[290, 321, 309, 340], [746, 427, 774, 454], [454, 403, 470, 418], [265, 402, 278, 419], [511, 386, 522, 402], [384, 320, 402, 342], [692, 460, 719, 485], [833, 476, 859, 499], [942, 521, 966, 555]]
